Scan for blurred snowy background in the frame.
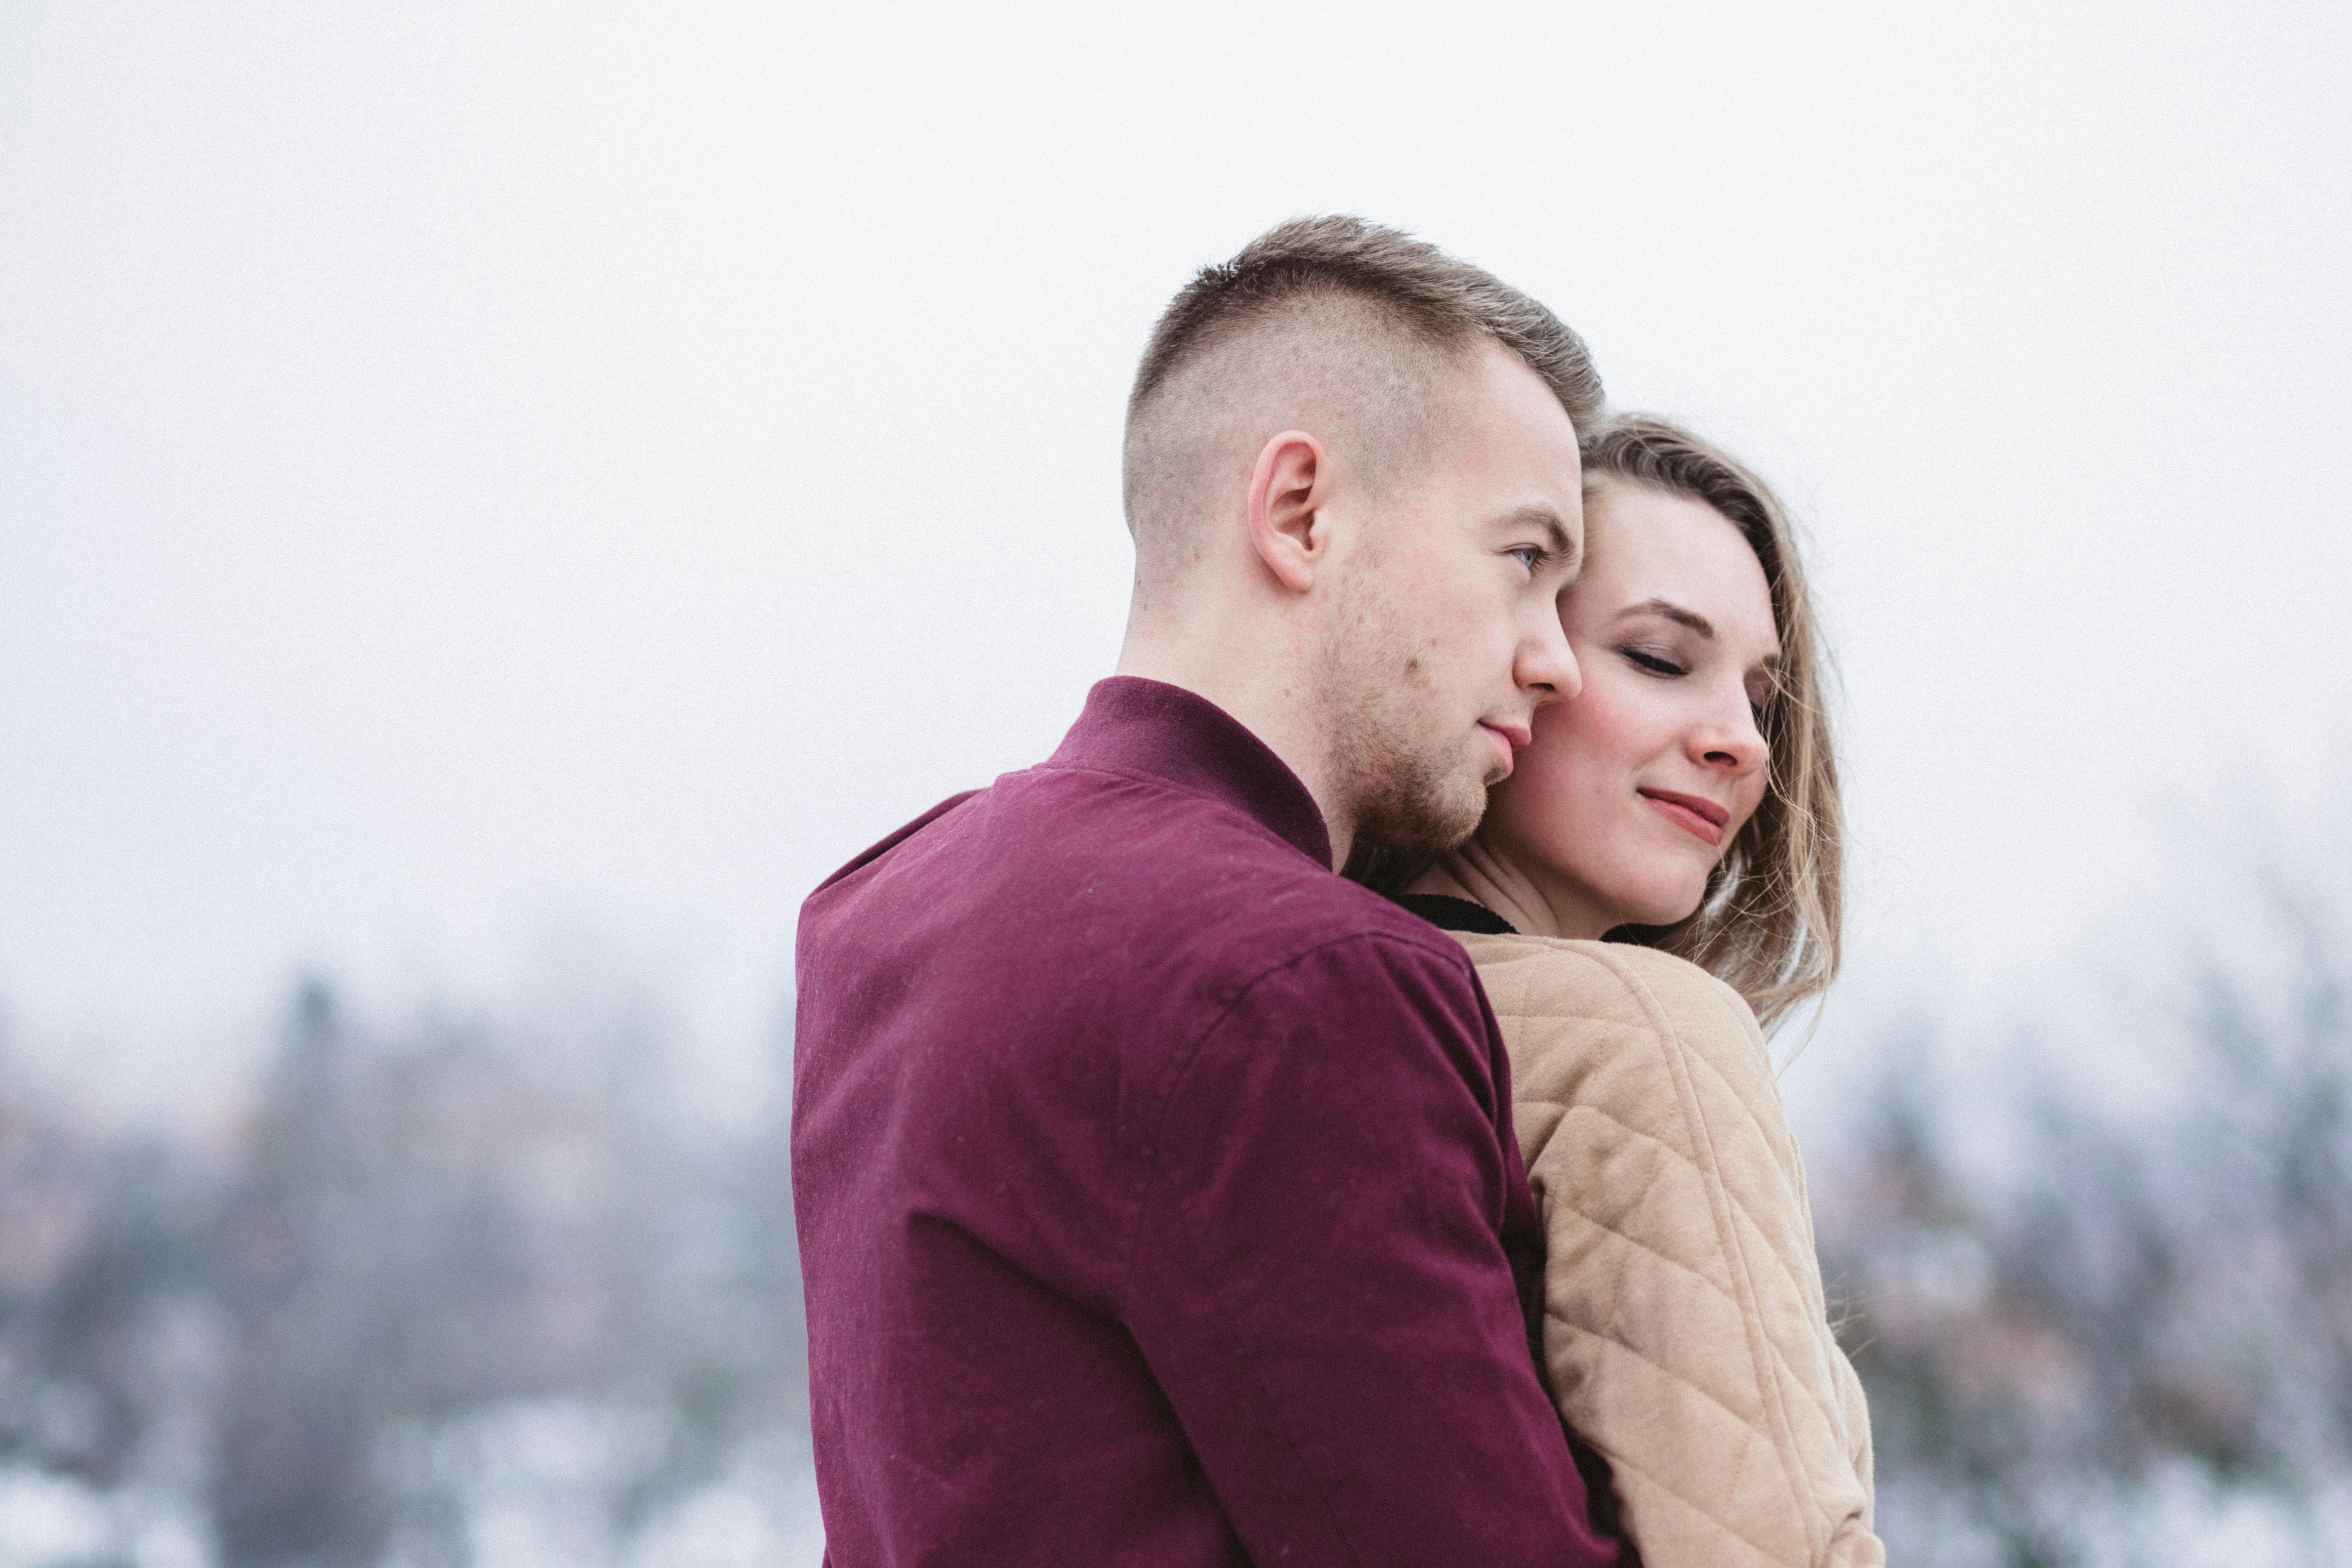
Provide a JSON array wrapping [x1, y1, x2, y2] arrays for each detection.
[[3, 3, 2348, 1564]]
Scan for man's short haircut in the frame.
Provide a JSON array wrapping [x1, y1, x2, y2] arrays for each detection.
[[1121, 216, 1604, 550]]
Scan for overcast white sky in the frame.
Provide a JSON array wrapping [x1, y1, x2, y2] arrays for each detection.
[[3, 2, 2348, 1129]]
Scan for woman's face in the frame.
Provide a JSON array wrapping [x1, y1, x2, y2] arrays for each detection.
[[1481, 480, 1780, 934]]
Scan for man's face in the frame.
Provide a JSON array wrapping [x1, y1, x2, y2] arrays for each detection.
[[1316, 342, 1587, 858]]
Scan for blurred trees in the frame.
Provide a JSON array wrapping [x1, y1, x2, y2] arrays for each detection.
[[1816, 880, 2352, 1566], [0, 1062, 220, 1557], [3, 865, 2350, 1564], [0, 978, 807, 1567]]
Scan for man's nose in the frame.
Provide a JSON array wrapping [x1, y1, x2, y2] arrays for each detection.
[[1521, 615, 1582, 703]]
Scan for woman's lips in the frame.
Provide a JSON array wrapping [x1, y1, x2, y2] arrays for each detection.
[[1639, 788, 1728, 847]]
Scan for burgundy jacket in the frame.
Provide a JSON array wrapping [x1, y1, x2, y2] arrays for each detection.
[[793, 677, 1626, 1567]]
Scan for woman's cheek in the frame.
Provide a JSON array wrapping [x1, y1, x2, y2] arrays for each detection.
[[1564, 669, 1644, 757], [1495, 735, 1594, 860], [1726, 777, 1770, 847]]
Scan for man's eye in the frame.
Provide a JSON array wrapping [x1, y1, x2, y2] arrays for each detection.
[[1620, 647, 1686, 677], [1507, 546, 1544, 571]]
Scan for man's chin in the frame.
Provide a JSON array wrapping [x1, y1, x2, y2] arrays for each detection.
[[1364, 782, 1487, 860]]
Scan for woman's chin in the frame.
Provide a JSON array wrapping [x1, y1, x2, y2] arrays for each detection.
[[1603, 883, 1708, 932]]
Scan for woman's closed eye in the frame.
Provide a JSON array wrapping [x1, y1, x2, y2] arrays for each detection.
[[1618, 644, 1687, 677]]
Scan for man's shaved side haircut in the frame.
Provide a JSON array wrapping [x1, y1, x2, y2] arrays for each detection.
[[1121, 215, 1604, 575]]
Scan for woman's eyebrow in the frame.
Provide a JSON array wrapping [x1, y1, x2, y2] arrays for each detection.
[[1620, 597, 1714, 636]]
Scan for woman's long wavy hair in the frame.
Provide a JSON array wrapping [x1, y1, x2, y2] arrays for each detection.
[[1350, 413, 1844, 1032]]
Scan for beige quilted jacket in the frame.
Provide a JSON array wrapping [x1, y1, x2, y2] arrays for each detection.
[[1459, 932, 1883, 1568]]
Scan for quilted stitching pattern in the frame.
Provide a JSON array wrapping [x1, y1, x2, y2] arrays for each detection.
[[1461, 934, 1883, 1568]]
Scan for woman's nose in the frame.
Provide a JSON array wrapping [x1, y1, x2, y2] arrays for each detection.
[[1692, 700, 1767, 773]]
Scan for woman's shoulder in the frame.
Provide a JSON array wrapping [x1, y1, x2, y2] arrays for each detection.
[[1452, 930, 1755, 1034], [1450, 932, 1776, 1117]]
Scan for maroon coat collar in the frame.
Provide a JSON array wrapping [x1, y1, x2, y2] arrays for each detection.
[[1047, 676, 1332, 870]]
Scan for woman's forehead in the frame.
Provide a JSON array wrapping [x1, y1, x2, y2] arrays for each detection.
[[1575, 484, 1779, 647]]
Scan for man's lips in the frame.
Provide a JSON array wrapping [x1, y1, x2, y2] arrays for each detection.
[[1639, 788, 1730, 847], [1479, 721, 1531, 777]]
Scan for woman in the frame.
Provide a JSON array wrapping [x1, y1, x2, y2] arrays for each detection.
[[1356, 415, 1880, 1568]]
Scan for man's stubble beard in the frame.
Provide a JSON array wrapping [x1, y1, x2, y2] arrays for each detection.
[[1314, 577, 1493, 862]]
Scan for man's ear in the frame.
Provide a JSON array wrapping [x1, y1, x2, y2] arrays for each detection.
[[1245, 430, 1330, 593]]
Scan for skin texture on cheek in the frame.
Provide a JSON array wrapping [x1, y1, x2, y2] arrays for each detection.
[[1492, 702, 1724, 931], [1314, 569, 1487, 860]]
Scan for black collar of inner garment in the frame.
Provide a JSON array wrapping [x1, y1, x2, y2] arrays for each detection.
[[1393, 893, 1519, 936]]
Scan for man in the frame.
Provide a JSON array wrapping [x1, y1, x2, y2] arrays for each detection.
[[795, 216, 1624, 1566]]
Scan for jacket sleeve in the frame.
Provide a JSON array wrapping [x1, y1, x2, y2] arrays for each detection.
[[1121, 934, 1628, 1568], [1486, 940, 1884, 1568]]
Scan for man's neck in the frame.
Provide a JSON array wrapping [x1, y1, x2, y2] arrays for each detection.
[[1114, 636, 1351, 869]]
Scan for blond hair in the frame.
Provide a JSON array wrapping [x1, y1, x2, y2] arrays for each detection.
[[1581, 415, 1844, 1029]]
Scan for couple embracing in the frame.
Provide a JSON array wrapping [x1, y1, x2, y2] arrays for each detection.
[[795, 217, 1881, 1568]]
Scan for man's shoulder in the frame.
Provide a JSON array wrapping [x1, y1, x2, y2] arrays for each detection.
[[1011, 759, 1475, 980], [801, 762, 1476, 1000], [1239, 880, 1481, 981], [807, 788, 983, 899]]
